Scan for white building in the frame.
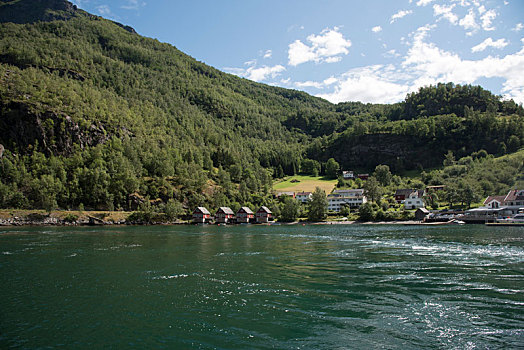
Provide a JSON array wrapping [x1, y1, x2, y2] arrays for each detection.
[[342, 171, 354, 179], [327, 189, 367, 212], [296, 192, 312, 203], [404, 191, 425, 209], [502, 189, 524, 215]]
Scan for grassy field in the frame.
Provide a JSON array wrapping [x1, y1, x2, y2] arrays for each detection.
[[273, 175, 337, 194]]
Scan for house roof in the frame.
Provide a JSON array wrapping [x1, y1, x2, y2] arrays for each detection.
[[257, 206, 272, 214], [334, 189, 364, 194], [194, 207, 210, 215], [483, 195, 505, 205], [504, 189, 524, 202], [395, 189, 424, 198], [395, 189, 415, 196], [237, 207, 254, 214], [296, 192, 312, 196], [276, 191, 295, 197], [416, 208, 430, 213], [217, 207, 235, 215]]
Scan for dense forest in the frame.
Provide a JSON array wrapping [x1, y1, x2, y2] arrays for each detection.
[[0, 0, 523, 214]]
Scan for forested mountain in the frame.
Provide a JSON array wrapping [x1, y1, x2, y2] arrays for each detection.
[[0, 0, 522, 212]]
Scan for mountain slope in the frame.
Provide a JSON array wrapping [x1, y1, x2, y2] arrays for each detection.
[[0, 0, 522, 212]]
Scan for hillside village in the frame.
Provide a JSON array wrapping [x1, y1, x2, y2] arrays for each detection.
[[190, 165, 524, 224]]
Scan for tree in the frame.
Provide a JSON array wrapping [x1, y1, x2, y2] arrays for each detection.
[[308, 187, 328, 221], [443, 150, 456, 166], [325, 158, 340, 179], [339, 204, 350, 217], [374, 164, 392, 186], [425, 190, 439, 209], [363, 176, 382, 203], [444, 183, 460, 208], [164, 199, 183, 220], [301, 158, 321, 176], [279, 196, 300, 222], [358, 202, 374, 221], [507, 135, 520, 152], [458, 181, 480, 208]]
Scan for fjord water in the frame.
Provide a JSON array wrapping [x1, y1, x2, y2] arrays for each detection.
[[0, 225, 522, 349]]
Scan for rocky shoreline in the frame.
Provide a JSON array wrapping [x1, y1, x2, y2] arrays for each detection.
[[0, 216, 424, 227], [0, 210, 435, 227]]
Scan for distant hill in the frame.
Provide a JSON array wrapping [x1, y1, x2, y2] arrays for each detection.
[[0, 0, 522, 212]]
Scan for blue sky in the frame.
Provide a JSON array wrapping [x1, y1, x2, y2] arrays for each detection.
[[71, 0, 524, 104]]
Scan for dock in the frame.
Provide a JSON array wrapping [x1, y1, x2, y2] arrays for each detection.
[[485, 222, 524, 227]]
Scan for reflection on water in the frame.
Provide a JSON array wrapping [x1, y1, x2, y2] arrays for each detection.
[[0, 224, 523, 349]]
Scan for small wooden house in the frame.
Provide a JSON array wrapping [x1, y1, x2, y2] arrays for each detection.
[[357, 173, 369, 180], [236, 207, 254, 223], [215, 207, 235, 224], [193, 207, 211, 223], [415, 208, 430, 221], [256, 206, 272, 223]]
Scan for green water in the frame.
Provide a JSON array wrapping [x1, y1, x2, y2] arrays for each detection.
[[0, 224, 522, 349]]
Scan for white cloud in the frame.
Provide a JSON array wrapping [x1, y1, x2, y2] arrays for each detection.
[[312, 25, 524, 104], [325, 56, 342, 63], [448, 5, 497, 33], [513, 23, 524, 32], [96, 5, 112, 16], [459, 9, 479, 32], [295, 81, 325, 89], [471, 38, 509, 52], [477, 5, 486, 14], [224, 64, 285, 82], [288, 27, 351, 66], [323, 77, 338, 86], [295, 76, 339, 90], [246, 65, 286, 81], [385, 49, 401, 58], [416, 0, 435, 6], [390, 10, 413, 24], [403, 26, 524, 102], [480, 9, 496, 31], [372, 26, 382, 33], [263, 50, 272, 59], [433, 4, 458, 24], [120, 0, 142, 10], [317, 65, 410, 104]]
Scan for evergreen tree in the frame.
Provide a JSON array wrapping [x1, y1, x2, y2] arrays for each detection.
[[308, 187, 327, 222], [363, 176, 382, 203]]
